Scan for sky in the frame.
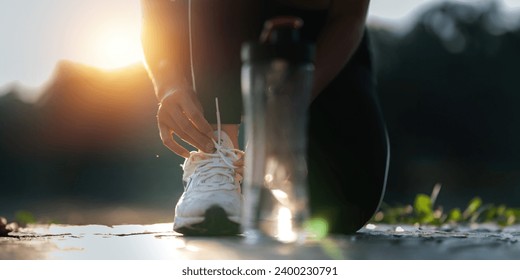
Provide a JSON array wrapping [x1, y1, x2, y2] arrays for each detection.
[[1, 0, 520, 91]]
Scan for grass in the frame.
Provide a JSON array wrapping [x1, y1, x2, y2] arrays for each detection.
[[371, 183, 520, 227]]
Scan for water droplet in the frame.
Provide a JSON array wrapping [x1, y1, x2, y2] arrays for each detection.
[[366, 224, 377, 230]]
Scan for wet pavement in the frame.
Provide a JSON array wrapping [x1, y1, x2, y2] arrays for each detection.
[[2, 222, 520, 260]]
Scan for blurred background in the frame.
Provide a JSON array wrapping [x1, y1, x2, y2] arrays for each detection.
[[1, 0, 519, 225]]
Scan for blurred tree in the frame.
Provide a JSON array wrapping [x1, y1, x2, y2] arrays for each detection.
[[370, 1, 520, 206]]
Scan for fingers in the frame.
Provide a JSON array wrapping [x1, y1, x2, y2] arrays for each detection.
[[158, 109, 201, 148], [167, 108, 215, 153], [234, 153, 244, 176], [182, 100, 215, 139], [234, 155, 244, 168], [158, 123, 190, 158], [157, 89, 215, 155]]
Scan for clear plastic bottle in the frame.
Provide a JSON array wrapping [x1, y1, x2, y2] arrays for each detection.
[[241, 16, 315, 243]]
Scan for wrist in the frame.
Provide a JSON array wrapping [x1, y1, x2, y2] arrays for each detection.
[[159, 86, 193, 104], [159, 88, 178, 104], [153, 61, 191, 102]]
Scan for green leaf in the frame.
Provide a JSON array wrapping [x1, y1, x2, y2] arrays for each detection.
[[483, 205, 497, 222], [505, 209, 516, 226], [447, 208, 462, 222], [414, 194, 432, 215], [496, 205, 506, 216], [463, 197, 482, 219], [414, 194, 434, 224]]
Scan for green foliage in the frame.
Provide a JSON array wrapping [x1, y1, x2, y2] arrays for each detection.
[[414, 194, 434, 224], [14, 210, 36, 225], [371, 192, 520, 227], [463, 197, 482, 220], [13, 211, 58, 226], [447, 208, 462, 223]]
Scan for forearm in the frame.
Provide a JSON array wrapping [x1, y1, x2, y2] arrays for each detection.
[[140, 0, 191, 101], [311, 0, 370, 101]]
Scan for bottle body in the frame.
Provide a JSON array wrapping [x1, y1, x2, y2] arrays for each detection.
[[241, 58, 314, 243]]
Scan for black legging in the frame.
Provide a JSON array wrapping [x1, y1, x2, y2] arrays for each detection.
[[306, 32, 389, 234], [194, 2, 390, 234]]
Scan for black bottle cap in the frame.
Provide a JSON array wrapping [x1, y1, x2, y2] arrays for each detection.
[[241, 16, 316, 64]]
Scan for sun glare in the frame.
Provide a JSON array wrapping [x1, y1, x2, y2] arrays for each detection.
[[88, 24, 144, 69]]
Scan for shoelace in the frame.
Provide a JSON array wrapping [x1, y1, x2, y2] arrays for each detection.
[[182, 98, 244, 191], [184, 145, 243, 190]]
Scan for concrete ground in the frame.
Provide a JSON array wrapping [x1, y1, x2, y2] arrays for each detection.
[[2, 222, 520, 260]]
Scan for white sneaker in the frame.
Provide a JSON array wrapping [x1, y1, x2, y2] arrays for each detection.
[[173, 131, 244, 235]]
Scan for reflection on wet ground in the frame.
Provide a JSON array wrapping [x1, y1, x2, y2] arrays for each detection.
[[1, 223, 520, 259]]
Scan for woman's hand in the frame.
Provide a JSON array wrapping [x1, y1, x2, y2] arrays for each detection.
[[157, 87, 215, 158]]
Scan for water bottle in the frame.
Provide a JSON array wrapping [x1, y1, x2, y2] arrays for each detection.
[[240, 16, 315, 243]]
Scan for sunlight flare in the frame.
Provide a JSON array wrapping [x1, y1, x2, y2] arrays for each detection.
[[88, 23, 144, 69]]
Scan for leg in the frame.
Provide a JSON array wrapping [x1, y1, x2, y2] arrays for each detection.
[[307, 31, 390, 234]]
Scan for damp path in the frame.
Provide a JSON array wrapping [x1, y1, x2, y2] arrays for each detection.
[[1, 223, 520, 259]]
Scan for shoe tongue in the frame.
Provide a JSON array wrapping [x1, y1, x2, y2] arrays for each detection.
[[214, 130, 234, 149], [201, 131, 234, 185]]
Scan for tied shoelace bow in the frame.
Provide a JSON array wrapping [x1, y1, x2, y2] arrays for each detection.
[[181, 98, 244, 191]]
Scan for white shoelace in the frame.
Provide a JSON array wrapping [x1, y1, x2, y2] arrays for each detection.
[[181, 98, 244, 191]]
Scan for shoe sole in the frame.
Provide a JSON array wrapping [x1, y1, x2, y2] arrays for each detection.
[[174, 206, 241, 236]]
